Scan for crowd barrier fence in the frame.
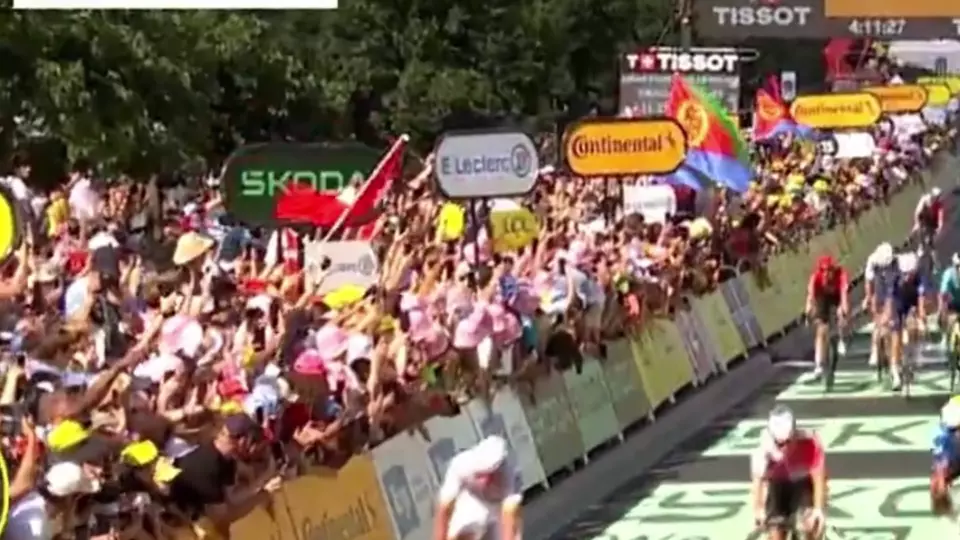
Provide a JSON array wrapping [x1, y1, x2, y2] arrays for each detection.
[[178, 152, 952, 540]]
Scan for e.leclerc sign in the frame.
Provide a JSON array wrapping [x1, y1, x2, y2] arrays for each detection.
[[434, 130, 539, 199]]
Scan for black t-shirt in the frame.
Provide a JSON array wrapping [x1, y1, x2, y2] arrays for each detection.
[[169, 442, 237, 518]]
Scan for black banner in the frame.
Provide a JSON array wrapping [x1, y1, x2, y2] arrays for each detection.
[[618, 47, 741, 119]]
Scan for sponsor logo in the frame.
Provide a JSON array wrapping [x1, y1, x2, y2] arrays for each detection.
[[624, 50, 739, 73], [222, 142, 380, 226], [864, 85, 929, 113], [789, 93, 882, 128], [563, 119, 687, 176], [709, 5, 813, 27], [434, 131, 539, 198]]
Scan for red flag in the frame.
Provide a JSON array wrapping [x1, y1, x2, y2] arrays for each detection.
[[273, 135, 408, 232], [763, 75, 782, 102]]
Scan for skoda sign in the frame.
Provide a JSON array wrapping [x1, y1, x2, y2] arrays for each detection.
[[434, 130, 539, 198]]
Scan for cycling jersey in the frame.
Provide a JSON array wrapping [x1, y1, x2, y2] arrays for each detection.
[[807, 266, 848, 303], [940, 267, 960, 306], [439, 439, 523, 540], [868, 259, 903, 301], [750, 430, 825, 481], [895, 271, 929, 313], [915, 195, 944, 230], [932, 424, 960, 476]]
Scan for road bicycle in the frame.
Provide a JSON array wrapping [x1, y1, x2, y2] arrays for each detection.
[[874, 318, 913, 399], [823, 316, 840, 394], [949, 316, 960, 392]]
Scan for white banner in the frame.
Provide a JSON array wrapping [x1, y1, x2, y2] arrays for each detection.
[[890, 113, 927, 136], [371, 433, 438, 540], [922, 107, 948, 127], [421, 413, 483, 484], [832, 132, 876, 159], [464, 391, 547, 491], [622, 185, 676, 224], [303, 240, 379, 294]]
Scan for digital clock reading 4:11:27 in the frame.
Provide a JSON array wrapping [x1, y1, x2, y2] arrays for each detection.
[[846, 18, 960, 37]]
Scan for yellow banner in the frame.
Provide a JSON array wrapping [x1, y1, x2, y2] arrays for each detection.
[[789, 93, 882, 129], [489, 207, 540, 253], [864, 85, 928, 113], [923, 84, 953, 107], [563, 118, 687, 176], [628, 319, 695, 408], [210, 457, 393, 540], [918, 76, 960, 95]]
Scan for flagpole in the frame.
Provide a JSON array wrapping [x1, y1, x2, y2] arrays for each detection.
[[322, 134, 409, 242]]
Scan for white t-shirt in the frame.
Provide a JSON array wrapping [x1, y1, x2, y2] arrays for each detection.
[[3, 492, 53, 540]]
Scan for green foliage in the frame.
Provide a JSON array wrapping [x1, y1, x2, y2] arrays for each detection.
[[0, 1, 674, 179]]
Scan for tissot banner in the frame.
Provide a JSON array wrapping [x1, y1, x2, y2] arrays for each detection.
[[618, 47, 741, 120]]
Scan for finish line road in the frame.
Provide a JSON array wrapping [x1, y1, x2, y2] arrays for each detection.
[[550, 321, 955, 540]]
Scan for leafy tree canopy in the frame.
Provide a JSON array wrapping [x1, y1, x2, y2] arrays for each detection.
[[0, 2, 820, 183]]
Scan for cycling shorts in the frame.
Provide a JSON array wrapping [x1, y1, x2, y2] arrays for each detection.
[[765, 477, 814, 527]]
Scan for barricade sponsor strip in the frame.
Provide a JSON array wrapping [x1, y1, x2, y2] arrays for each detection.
[[601, 338, 654, 428], [515, 372, 584, 477], [697, 287, 750, 361], [190, 153, 952, 540], [372, 434, 438, 540], [561, 357, 623, 452], [420, 414, 482, 484], [465, 391, 547, 490], [674, 307, 721, 381], [628, 319, 696, 408]]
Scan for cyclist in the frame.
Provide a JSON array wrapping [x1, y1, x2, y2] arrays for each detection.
[[751, 406, 827, 540], [805, 255, 849, 381], [931, 396, 960, 515], [865, 242, 906, 390], [433, 435, 523, 540], [894, 252, 930, 368], [914, 187, 944, 249], [938, 253, 960, 350]]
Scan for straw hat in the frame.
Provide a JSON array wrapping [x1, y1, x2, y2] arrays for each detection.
[[172, 232, 215, 266]]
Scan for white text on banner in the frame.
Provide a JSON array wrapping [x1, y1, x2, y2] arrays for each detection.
[[421, 414, 482, 485], [371, 433, 438, 540], [465, 391, 547, 490]]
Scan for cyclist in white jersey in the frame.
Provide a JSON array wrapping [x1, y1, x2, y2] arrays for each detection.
[[434, 435, 523, 540]]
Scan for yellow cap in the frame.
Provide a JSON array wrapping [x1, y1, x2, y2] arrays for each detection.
[[47, 420, 90, 452], [121, 440, 160, 467]]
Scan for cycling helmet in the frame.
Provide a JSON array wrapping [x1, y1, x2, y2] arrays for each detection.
[[767, 405, 796, 443], [472, 435, 509, 473], [942, 397, 960, 429], [932, 187, 943, 198], [873, 242, 894, 266], [897, 253, 918, 274]]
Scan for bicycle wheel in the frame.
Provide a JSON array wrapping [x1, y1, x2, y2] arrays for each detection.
[[825, 334, 838, 393], [876, 331, 887, 384], [950, 322, 960, 392]]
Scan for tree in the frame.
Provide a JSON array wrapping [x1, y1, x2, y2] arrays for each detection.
[[0, 0, 679, 179]]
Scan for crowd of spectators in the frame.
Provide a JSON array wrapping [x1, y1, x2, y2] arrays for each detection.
[[0, 106, 950, 539]]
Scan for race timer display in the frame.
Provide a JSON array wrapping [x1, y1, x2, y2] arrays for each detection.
[[826, 0, 960, 18], [695, 0, 960, 39]]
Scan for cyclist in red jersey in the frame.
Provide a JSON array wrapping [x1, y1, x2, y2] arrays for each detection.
[[804, 255, 850, 381], [751, 406, 828, 540]]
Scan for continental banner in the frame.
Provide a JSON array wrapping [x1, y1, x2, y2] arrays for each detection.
[[177, 147, 958, 540]]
